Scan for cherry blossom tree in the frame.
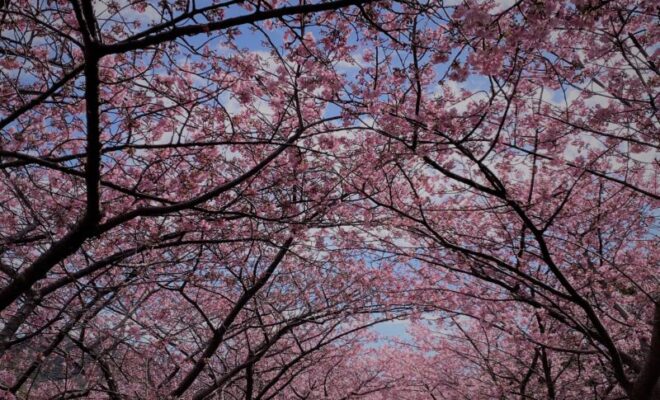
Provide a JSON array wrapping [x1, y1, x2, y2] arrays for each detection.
[[0, 0, 408, 397], [337, 0, 658, 398], [0, 0, 657, 399]]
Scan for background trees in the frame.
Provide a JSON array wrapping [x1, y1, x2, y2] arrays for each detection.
[[0, 0, 657, 399]]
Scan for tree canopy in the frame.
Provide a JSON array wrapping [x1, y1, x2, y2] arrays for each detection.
[[0, 0, 657, 398]]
